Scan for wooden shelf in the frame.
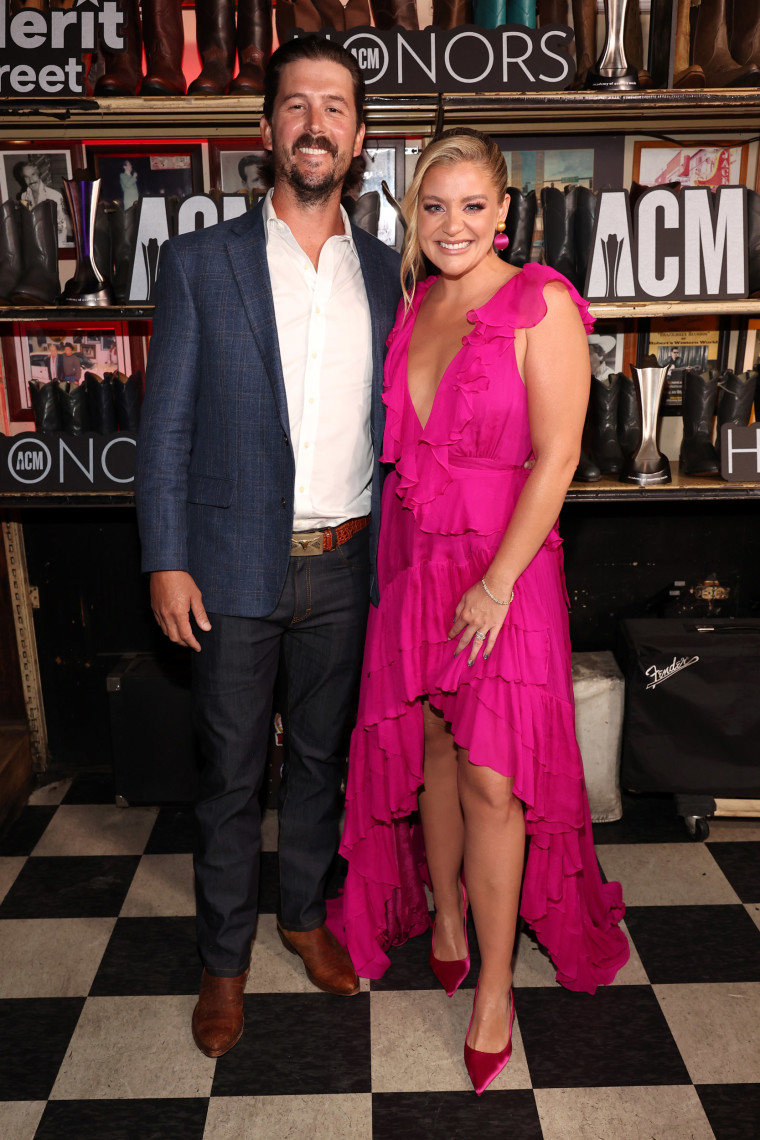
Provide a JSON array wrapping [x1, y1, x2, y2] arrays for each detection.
[[566, 465, 760, 502], [4, 89, 760, 140]]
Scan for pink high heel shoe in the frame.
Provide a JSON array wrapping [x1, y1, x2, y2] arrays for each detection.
[[429, 882, 470, 996], [463, 984, 515, 1096]]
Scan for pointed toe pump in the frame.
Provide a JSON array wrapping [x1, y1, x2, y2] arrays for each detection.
[[464, 986, 515, 1096], [429, 882, 470, 996]]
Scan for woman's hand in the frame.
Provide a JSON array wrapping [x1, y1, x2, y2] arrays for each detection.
[[448, 578, 513, 665]]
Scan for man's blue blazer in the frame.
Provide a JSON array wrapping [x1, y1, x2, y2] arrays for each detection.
[[134, 201, 402, 617]]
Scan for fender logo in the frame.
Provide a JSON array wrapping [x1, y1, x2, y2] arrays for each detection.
[[645, 655, 700, 690]]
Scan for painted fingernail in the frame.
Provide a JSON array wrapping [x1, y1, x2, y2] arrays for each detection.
[[467, 660, 473, 667], [483, 653, 489, 661]]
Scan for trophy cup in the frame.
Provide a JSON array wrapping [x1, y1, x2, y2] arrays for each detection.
[[621, 355, 672, 485], [586, 0, 639, 91], [62, 177, 113, 306]]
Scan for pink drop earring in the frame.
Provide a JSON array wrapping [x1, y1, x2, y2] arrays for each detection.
[[494, 220, 509, 250]]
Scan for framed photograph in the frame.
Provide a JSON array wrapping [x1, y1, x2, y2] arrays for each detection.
[[587, 322, 624, 380], [494, 134, 625, 261], [648, 316, 722, 414], [1, 322, 145, 422], [0, 143, 83, 255], [360, 138, 405, 248], [208, 139, 271, 199], [632, 139, 749, 188], [84, 144, 204, 208]]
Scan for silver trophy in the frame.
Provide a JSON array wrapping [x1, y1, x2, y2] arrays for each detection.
[[62, 177, 113, 306], [586, 0, 640, 91], [621, 356, 672, 485]]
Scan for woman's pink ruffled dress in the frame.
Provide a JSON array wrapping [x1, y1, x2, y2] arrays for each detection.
[[335, 264, 630, 991]]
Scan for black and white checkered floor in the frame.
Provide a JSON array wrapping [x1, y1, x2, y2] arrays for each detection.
[[1, 774, 759, 1140]]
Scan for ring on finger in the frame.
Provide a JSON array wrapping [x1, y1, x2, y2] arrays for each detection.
[[474, 631, 486, 641]]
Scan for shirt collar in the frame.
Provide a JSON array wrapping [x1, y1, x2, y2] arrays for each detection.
[[262, 188, 356, 252]]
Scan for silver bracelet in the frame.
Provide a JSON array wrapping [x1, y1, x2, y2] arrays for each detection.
[[481, 577, 514, 607]]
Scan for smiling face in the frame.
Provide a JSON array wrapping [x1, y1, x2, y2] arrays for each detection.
[[260, 59, 365, 207], [417, 160, 508, 277], [21, 164, 40, 189]]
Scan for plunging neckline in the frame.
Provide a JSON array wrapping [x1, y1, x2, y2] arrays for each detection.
[[406, 270, 522, 432]]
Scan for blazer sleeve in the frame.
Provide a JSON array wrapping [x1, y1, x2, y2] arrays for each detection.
[[134, 239, 202, 574]]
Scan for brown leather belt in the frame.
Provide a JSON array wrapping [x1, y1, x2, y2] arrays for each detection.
[[290, 515, 370, 557]]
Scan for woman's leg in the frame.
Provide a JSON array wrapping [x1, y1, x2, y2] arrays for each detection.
[[458, 754, 525, 1051], [417, 701, 467, 960]]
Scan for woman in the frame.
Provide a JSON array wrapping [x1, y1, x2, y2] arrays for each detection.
[[336, 130, 629, 1094], [120, 160, 139, 211]]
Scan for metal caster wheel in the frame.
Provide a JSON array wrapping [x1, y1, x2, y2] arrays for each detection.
[[684, 815, 710, 841]]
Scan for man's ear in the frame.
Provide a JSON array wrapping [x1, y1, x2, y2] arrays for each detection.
[[260, 117, 272, 150], [353, 123, 366, 159]]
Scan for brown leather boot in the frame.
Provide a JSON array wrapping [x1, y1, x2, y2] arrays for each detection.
[[538, 0, 567, 22], [277, 923, 360, 996], [230, 0, 273, 94], [624, 0, 652, 87], [141, 0, 187, 95], [191, 968, 249, 1058], [693, 0, 760, 86], [372, 0, 419, 29], [188, 0, 236, 95], [571, 0, 597, 86], [275, 0, 322, 41], [432, 0, 473, 30], [730, 0, 760, 68], [673, 0, 706, 87], [95, 0, 142, 96]]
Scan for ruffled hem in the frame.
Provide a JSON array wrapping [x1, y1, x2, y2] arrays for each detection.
[[334, 548, 629, 989]]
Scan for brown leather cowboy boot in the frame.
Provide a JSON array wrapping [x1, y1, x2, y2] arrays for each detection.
[[432, 0, 473, 30], [141, 0, 187, 95], [230, 0, 273, 94], [372, 0, 419, 30], [192, 969, 249, 1058], [95, 0, 142, 95], [277, 924, 360, 996], [730, 0, 760, 68], [571, 0, 596, 86], [693, 0, 760, 86], [673, 0, 706, 87], [188, 0, 236, 95], [624, 0, 652, 87], [538, 0, 567, 22]]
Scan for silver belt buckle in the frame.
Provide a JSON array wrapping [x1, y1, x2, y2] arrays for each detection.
[[290, 530, 324, 557]]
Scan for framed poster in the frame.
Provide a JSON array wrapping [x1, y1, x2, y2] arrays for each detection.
[[647, 316, 722, 414], [588, 322, 624, 379], [84, 144, 204, 207], [208, 139, 271, 199], [0, 143, 82, 255], [632, 139, 749, 188], [1, 322, 144, 422]]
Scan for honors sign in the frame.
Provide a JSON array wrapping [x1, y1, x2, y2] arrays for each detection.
[[0, 433, 136, 492], [291, 24, 575, 93]]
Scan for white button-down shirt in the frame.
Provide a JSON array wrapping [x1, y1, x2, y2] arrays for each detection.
[[263, 190, 373, 531]]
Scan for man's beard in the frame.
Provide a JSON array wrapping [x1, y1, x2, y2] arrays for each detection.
[[273, 132, 352, 206]]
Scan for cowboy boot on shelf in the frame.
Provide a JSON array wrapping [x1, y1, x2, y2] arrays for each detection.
[[108, 203, 141, 304], [432, 0, 473, 31], [29, 381, 63, 433], [11, 203, 60, 306], [57, 381, 92, 435], [0, 201, 23, 305], [499, 188, 536, 268], [618, 371, 642, 457], [672, 0, 705, 87], [541, 186, 576, 283], [590, 372, 624, 475], [372, 0, 419, 30], [538, 0, 567, 22], [574, 441, 603, 481], [141, 0, 187, 95], [679, 368, 719, 476], [571, 0, 597, 86], [188, 0, 236, 95], [715, 370, 758, 463], [730, 0, 760, 69], [95, 0, 142, 95], [473, 0, 536, 27], [112, 371, 142, 432], [85, 372, 118, 435], [624, 0, 652, 87], [230, 0, 274, 94], [574, 184, 596, 293], [693, 0, 760, 87]]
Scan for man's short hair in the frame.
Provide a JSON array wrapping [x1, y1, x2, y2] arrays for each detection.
[[238, 155, 260, 183], [63, 343, 75, 351], [262, 35, 365, 131]]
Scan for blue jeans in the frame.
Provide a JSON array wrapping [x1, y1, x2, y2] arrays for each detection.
[[191, 528, 370, 976]]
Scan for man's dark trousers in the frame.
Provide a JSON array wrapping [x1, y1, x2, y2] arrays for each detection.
[[192, 529, 370, 977]]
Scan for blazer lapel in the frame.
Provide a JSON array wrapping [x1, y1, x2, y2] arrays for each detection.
[[225, 205, 290, 434]]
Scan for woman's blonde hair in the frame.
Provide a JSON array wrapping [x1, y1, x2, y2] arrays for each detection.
[[400, 128, 509, 312]]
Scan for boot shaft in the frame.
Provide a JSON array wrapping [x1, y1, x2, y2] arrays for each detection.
[[681, 367, 718, 440], [0, 200, 24, 301], [13, 202, 60, 305]]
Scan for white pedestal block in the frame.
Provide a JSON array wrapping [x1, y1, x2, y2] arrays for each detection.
[[572, 650, 624, 823]]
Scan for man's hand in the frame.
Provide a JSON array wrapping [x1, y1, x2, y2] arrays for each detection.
[[149, 570, 211, 652]]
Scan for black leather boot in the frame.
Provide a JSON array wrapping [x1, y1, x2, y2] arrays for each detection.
[[57, 382, 92, 435], [108, 203, 141, 303], [617, 371, 641, 457], [230, 0, 274, 93], [29, 380, 62, 433], [12, 202, 60, 305], [747, 190, 760, 297], [140, 0, 187, 95], [541, 186, 575, 284], [590, 373, 624, 476], [85, 372, 118, 434], [574, 444, 602, 482], [189, 0, 236, 95], [574, 185, 596, 296], [95, 0, 142, 95], [0, 200, 23, 304], [112, 371, 142, 432], [500, 188, 536, 268], [716, 370, 758, 463], [679, 368, 719, 475]]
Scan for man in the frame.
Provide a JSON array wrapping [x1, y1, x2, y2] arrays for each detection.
[[237, 153, 267, 194], [17, 161, 71, 244], [45, 342, 64, 382], [134, 35, 401, 1059], [61, 343, 82, 383]]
